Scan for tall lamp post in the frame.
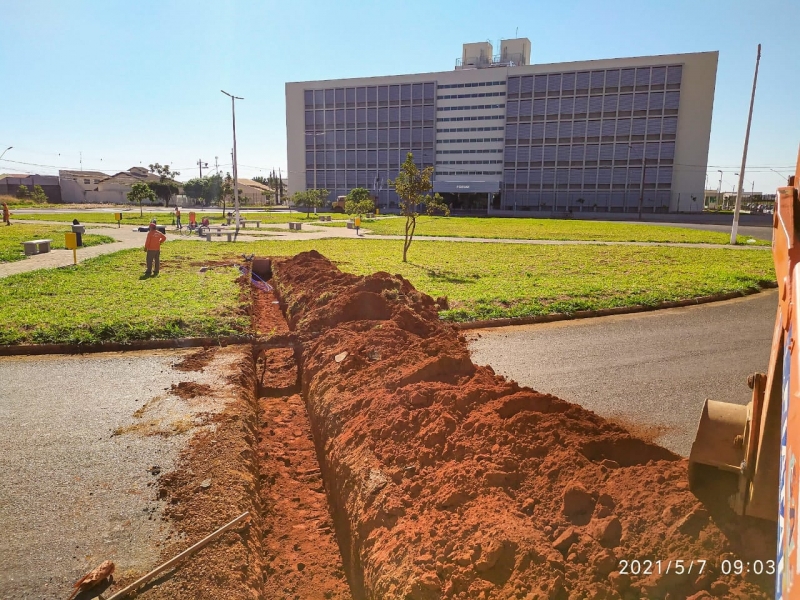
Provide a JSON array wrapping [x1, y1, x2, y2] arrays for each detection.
[[0, 146, 12, 162], [731, 43, 761, 244], [221, 90, 243, 227], [717, 170, 723, 210]]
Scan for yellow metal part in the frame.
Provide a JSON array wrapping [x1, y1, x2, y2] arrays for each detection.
[[689, 399, 747, 474]]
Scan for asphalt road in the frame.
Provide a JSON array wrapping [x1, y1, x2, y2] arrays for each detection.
[[0, 349, 236, 600], [467, 290, 776, 457]]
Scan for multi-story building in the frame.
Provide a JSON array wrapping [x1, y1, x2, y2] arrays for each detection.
[[285, 40, 718, 214]]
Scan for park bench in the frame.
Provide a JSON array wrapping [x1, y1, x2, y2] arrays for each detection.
[[21, 239, 53, 256], [318, 215, 332, 222], [288, 222, 303, 231], [346, 220, 355, 229], [201, 226, 234, 242], [226, 217, 262, 228]]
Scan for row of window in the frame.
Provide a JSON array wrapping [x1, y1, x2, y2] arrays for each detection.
[[501, 190, 673, 211], [505, 117, 678, 140], [437, 91, 506, 100], [505, 141, 675, 162], [438, 80, 505, 89], [438, 170, 503, 175], [305, 105, 436, 127], [437, 115, 505, 122], [437, 149, 503, 154], [303, 83, 436, 108], [305, 128, 435, 147], [307, 151, 436, 168], [438, 137, 504, 143], [507, 91, 680, 118], [503, 166, 673, 186], [507, 66, 682, 97], [437, 103, 505, 112], [436, 160, 503, 165], [436, 126, 504, 133]]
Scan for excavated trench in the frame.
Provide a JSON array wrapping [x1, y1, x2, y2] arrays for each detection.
[[150, 254, 776, 599]]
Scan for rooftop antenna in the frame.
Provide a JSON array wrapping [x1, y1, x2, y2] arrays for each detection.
[[516, 27, 518, 37]]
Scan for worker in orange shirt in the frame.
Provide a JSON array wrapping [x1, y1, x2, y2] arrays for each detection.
[[175, 207, 182, 231], [2, 202, 10, 226], [144, 223, 167, 277]]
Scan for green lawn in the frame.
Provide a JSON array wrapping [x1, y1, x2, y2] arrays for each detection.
[[15, 210, 350, 226], [0, 223, 116, 263], [0, 238, 774, 344], [352, 215, 768, 245]]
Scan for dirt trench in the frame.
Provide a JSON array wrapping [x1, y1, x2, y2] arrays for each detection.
[[254, 290, 353, 599], [265, 250, 777, 600]]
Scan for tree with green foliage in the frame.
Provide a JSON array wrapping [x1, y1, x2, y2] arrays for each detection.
[[345, 187, 376, 217], [16, 185, 29, 199], [219, 173, 234, 216], [390, 152, 449, 262], [183, 178, 206, 202], [147, 163, 181, 207], [295, 188, 328, 217], [31, 185, 48, 204], [253, 170, 286, 204], [128, 182, 157, 217]]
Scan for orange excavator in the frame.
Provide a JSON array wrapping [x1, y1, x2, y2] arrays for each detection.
[[689, 147, 800, 597]]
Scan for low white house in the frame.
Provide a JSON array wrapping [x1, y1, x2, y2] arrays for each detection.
[[60, 167, 180, 204]]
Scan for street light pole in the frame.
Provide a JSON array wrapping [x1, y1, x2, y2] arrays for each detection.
[[717, 169, 723, 209], [0, 146, 12, 162], [221, 90, 244, 226], [731, 43, 761, 244]]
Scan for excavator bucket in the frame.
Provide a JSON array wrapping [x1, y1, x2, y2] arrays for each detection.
[[688, 399, 747, 490]]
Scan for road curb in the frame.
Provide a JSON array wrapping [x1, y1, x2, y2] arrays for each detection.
[[453, 283, 778, 331], [0, 336, 255, 357]]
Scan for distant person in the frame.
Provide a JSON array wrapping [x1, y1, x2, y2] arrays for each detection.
[[143, 222, 167, 277], [188, 212, 197, 231], [2, 202, 10, 226], [175, 207, 182, 231]]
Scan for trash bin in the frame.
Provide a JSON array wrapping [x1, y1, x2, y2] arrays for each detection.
[[71, 224, 85, 247]]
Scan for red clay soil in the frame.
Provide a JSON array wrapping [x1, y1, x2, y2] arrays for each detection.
[[270, 251, 776, 600], [172, 347, 218, 372], [170, 381, 214, 400], [252, 286, 290, 338], [257, 393, 353, 599], [145, 346, 265, 600]]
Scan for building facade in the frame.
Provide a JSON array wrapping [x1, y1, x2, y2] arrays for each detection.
[[286, 41, 718, 214]]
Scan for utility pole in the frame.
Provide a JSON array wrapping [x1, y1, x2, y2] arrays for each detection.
[[221, 90, 243, 226], [215, 156, 219, 175], [278, 167, 283, 205], [197, 159, 208, 178], [731, 43, 761, 244], [637, 157, 646, 220]]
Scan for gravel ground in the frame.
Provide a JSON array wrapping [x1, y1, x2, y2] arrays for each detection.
[[467, 290, 776, 456], [0, 348, 238, 600]]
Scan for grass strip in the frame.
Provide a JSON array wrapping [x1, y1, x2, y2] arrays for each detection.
[[0, 238, 774, 344], [354, 215, 769, 245], [0, 223, 115, 263]]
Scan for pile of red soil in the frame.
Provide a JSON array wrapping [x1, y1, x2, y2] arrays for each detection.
[[172, 348, 217, 372], [271, 251, 775, 600], [170, 381, 214, 400]]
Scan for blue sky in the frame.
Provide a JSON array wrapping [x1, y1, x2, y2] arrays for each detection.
[[1, 0, 797, 193]]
